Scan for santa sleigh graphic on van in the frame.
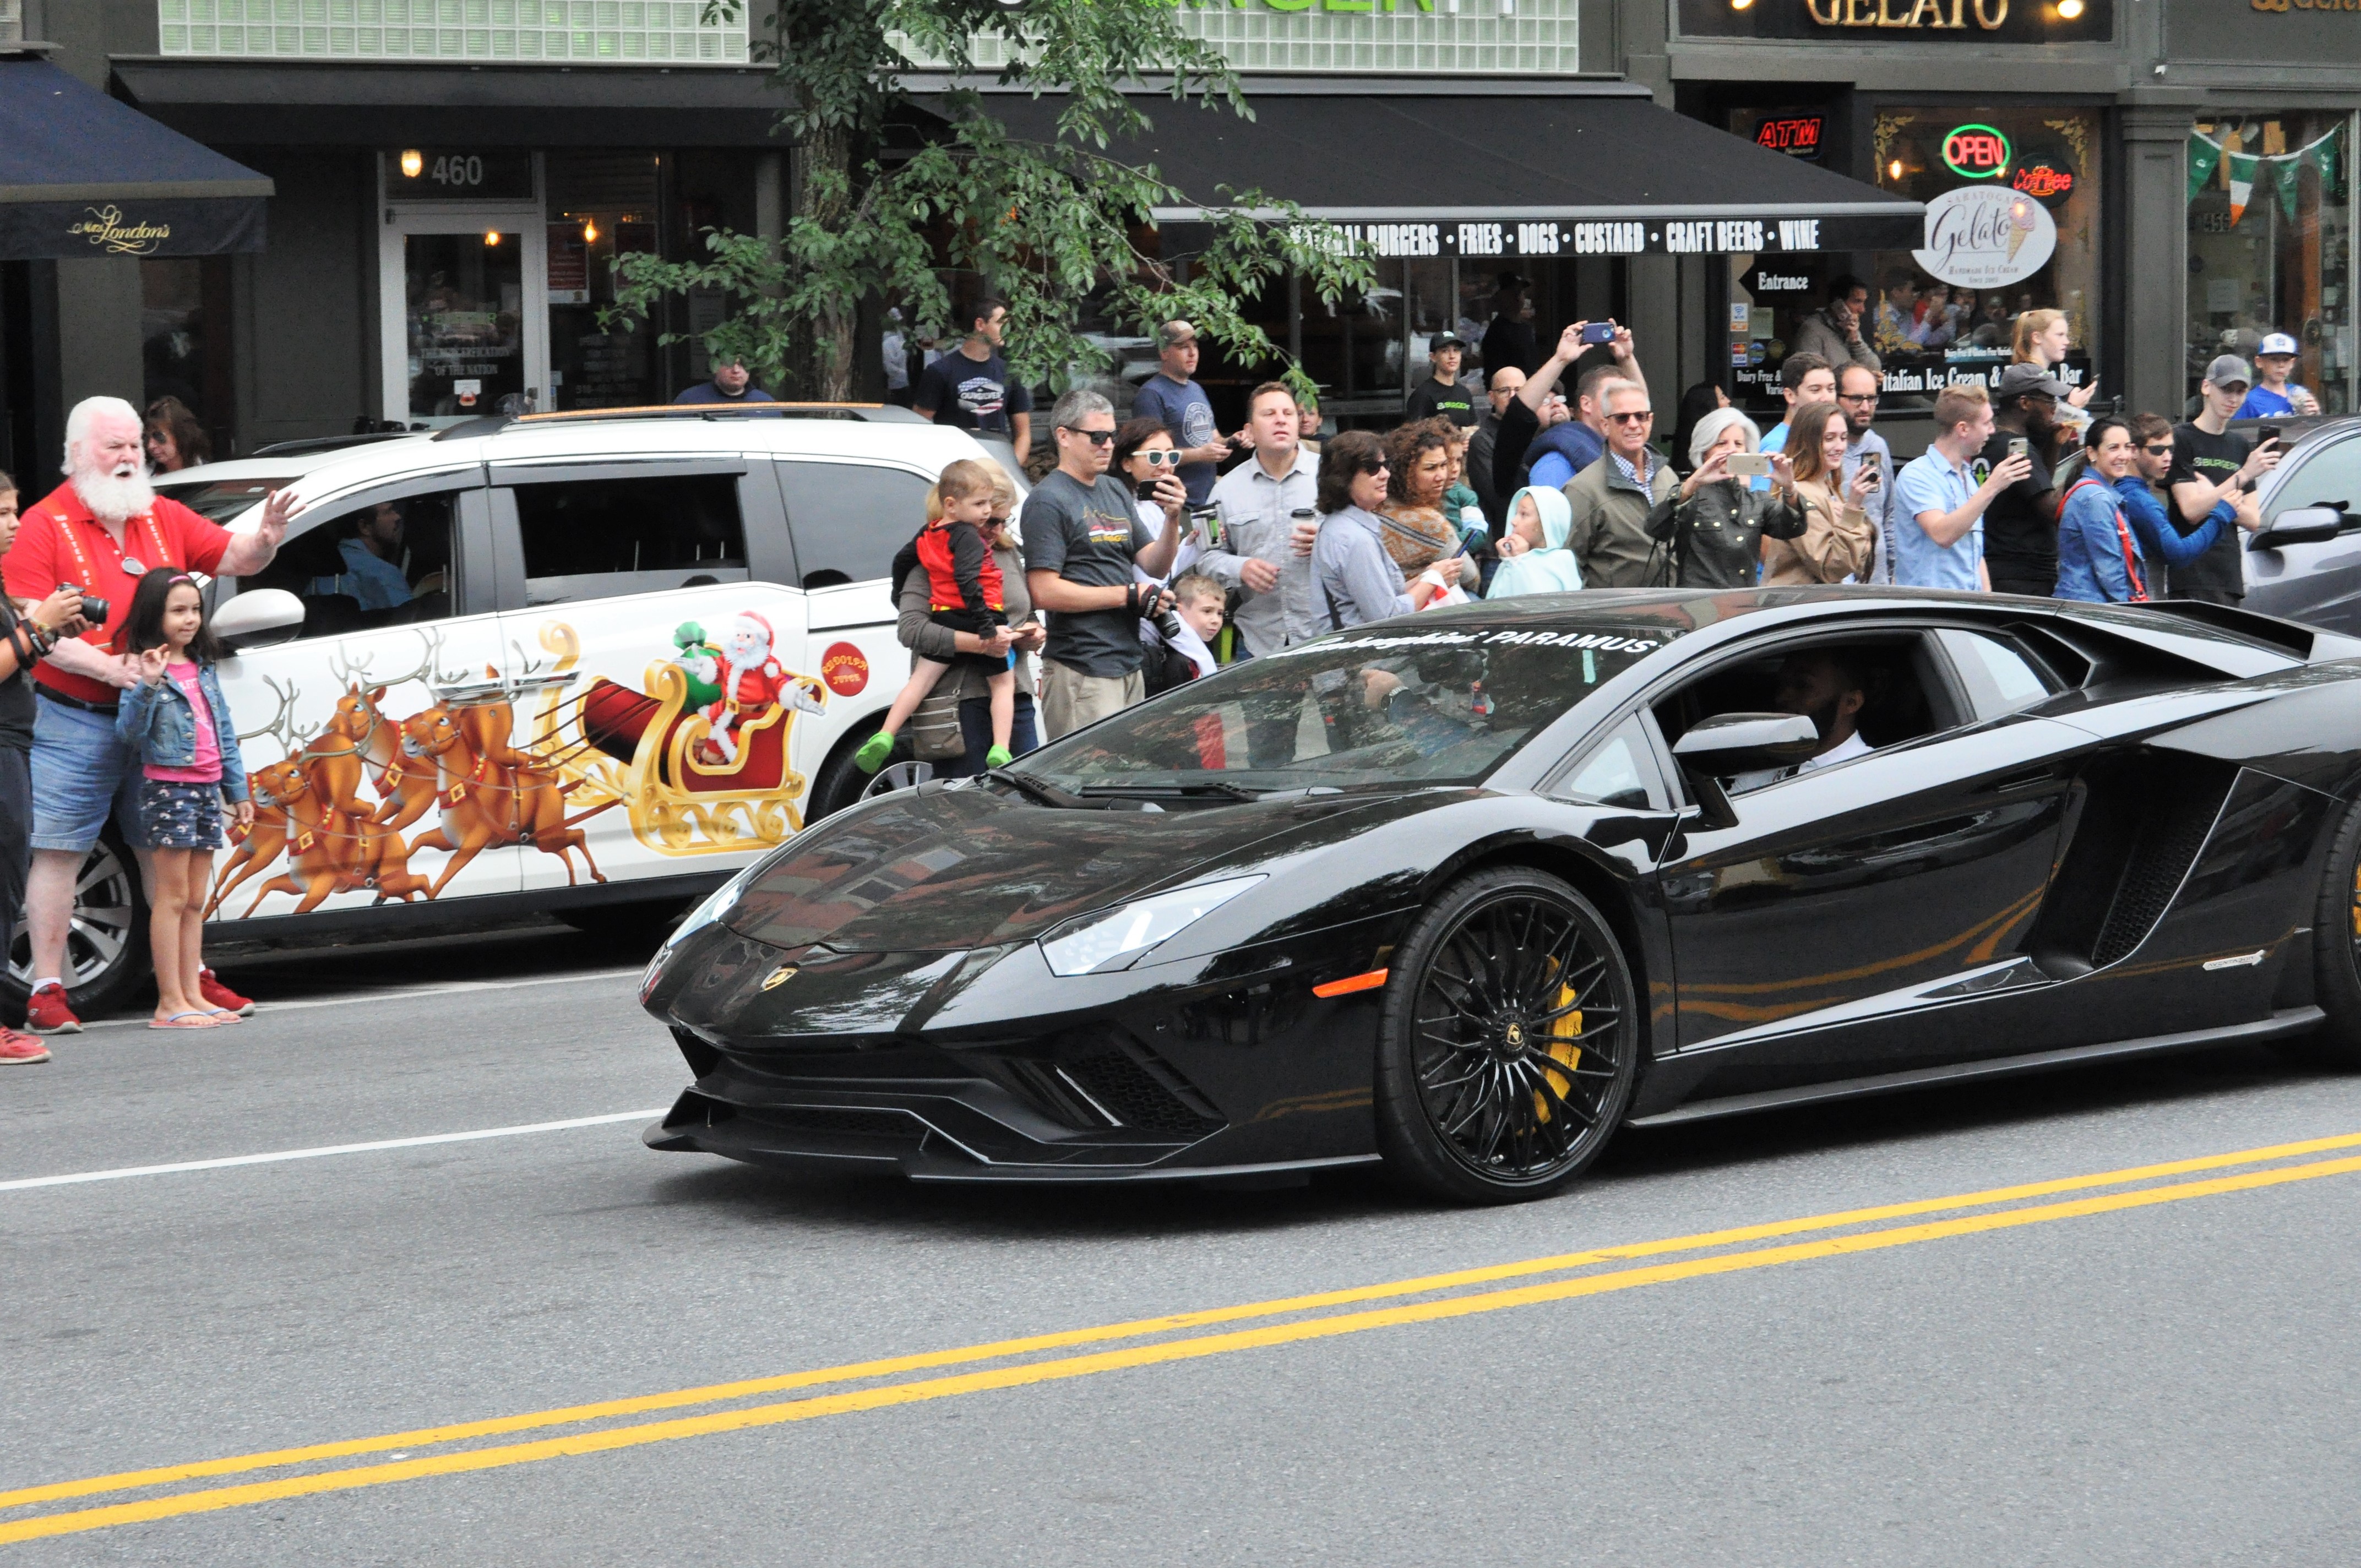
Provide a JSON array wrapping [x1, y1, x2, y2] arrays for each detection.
[[208, 607, 835, 919]]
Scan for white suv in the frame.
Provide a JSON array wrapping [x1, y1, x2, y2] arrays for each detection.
[[31, 405, 994, 1014]]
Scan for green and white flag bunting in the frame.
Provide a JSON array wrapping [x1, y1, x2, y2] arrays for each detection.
[[2190, 123, 2346, 225]]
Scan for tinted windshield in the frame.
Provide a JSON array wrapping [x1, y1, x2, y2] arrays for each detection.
[[1024, 624, 1678, 792]]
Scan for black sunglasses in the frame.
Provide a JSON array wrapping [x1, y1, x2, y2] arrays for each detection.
[[1604, 410, 1653, 424], [1838, 390, 1879, 402], [1061, 426, 1117, 445], [2142, 443, 2173, 455]]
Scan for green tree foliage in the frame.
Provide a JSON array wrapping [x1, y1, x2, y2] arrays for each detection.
[[603, 0, 1375, 401]]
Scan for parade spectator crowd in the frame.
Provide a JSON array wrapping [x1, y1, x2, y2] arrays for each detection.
[[873, 288, 2300, 780]]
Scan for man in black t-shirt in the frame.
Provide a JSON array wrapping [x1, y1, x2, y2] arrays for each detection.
[[1479, 273, 1539, 379], [913, 298, 1034, 456], [1978, 363, 2067, 596], [1405, 333, 1479, 427], [2168, 354, 2283, 603]]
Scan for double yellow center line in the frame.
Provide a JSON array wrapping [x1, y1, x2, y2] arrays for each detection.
[[9, 1128, 2361, 1545]]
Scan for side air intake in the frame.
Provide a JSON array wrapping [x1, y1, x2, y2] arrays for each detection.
[[2031, 754, 2238, 977]]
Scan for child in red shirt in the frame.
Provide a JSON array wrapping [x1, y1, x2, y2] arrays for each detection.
[[856, 459, 1016, 773]]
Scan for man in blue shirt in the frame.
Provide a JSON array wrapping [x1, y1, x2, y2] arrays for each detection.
[[1757, 353, 1836, 470], [310, 502, 417, 612], [2236, 333, 2322, 418], [1131, 320, 1230, 504], [674, 356, 777, 405], [1524, 322, 1649, 490], [1890, 384, 2027, 591]]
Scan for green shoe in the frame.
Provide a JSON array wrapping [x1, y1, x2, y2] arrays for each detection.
[[853, 731, 896, 774], [985, 744, 1014, 769]]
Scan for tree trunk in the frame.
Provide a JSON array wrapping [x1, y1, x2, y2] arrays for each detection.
[[790, 121, 858, 401]]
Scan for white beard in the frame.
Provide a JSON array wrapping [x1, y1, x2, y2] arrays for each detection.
[[70, 465, 156, 525]]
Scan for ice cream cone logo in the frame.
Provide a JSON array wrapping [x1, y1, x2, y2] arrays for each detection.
[[2005, 196, 2037, 263]]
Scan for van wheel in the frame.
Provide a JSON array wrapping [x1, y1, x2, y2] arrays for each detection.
[[807, 720, 893, 824], [3, 831, 150, 1022], [1373, 868, 1639, 1204]]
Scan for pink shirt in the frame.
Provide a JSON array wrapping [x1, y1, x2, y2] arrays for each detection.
[[145, 661, 223, 784]]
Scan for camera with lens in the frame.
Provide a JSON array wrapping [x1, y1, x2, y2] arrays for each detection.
[[58, 583, 109, 624], [1138, 582, 1185, 642]]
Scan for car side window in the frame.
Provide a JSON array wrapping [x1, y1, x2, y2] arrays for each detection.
[[509, 473, 748, 606], [1933, 629, 2055, 720], [777, 460, 934, 589], [237, 487, 462, 640], [1551, 716, 1668, 810], [2266, 437, 2361, 527]]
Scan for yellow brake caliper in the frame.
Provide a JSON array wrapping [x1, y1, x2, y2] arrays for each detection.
[[1534, 973, 1582, 1124]]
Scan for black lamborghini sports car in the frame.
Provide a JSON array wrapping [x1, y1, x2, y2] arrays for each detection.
[[639, 587, 2361, 1202]]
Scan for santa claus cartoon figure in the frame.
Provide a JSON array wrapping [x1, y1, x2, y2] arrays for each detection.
[[700, 612, 789, 765], [697, 612, 826, 765]]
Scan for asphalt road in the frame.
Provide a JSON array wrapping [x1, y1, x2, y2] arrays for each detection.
[[6, 924, 2361, 1564]]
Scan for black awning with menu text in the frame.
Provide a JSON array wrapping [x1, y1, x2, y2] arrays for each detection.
[[949, 81, 1922, 258], [0, 55, 271, 260]]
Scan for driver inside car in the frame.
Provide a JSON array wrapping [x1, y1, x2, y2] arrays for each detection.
[[1352, 660, 1494, 759], [1728, 648, 1874, 793]]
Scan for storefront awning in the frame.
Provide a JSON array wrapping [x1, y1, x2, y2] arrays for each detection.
[[949, 81, 1922, 257], [113, 59, 785, 148], [0, 55, 271, 260]]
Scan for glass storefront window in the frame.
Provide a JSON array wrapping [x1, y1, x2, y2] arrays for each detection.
[[405, 232, 525, 420], [1727, 106, 2103, 418], [546, 151, 663, 411], [1867, 107, 2103, 412], [2187, 113, 2353, 417]]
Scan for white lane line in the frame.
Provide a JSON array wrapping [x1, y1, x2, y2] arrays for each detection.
[[70, 966, 648, 1032], [0, 1108, 670, 1193]]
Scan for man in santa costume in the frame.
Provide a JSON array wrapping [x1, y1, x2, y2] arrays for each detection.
[[6, 397, 301, 1032]]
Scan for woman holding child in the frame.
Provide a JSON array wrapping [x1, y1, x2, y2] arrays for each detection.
[[888, 467, 1045, 777]]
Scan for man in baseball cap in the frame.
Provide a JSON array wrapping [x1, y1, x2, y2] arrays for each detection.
[[1994, 362, 2075, 404], [1981, 362, 2073, 595], [1406, 330, 1479, 427], [2166, 353, 2283, 605], [2237, 333, 2322, 418], [1132, 318, 1227, 504]]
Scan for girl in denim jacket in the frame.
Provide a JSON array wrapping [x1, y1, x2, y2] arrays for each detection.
[[116, 570, 252, 1030]]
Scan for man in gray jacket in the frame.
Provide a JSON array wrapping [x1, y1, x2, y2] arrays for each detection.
[[1202, 381, 1320, 656], [1789, 275, 1881, 378], [1562, 381, 1680, 588]]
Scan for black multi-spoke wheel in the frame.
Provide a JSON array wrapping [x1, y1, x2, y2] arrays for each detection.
[[1375, 868, 1638, 1203], [2298, 798, 2361, 1066]]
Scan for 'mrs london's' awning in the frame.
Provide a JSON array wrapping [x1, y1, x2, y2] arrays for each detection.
[[0, 55, 271, 260], [945, 80, 1922, 258]]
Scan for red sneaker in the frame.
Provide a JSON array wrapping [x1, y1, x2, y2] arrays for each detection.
[[0, 1028, 50, 1064], [198, 968, 255, 1017], [24, 983, 80, 1035]]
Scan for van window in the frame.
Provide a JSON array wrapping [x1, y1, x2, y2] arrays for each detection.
[[509, 473, 748, 606], [240, 488, 461, 639], [777, 460, 933, 589]]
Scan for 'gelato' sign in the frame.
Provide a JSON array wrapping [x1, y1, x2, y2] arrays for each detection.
[[1913, 186, 2054, 288]]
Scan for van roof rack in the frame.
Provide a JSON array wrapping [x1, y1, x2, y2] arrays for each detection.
[[427, 402, 930, 442], [516, 402, 925, 425]]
